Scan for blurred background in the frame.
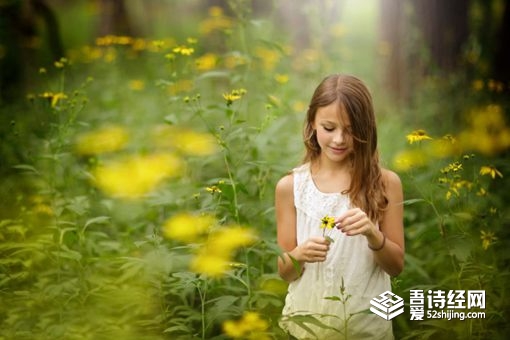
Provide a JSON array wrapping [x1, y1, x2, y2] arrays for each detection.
[[0, 0, 509, 339]]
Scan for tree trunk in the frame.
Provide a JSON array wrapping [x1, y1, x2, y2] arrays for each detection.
[[493, 0, 510, 84], [378, 0, 406, 102], [411, 0, 469, 72], [98, 0, 135, 36]]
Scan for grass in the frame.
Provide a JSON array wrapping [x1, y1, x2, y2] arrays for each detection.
[[1, 1, 509, 339]]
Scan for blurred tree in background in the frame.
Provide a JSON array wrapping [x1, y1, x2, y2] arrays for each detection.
[[0, 1, 509, 339]]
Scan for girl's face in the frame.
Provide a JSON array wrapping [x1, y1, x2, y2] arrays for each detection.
[[312, 102, 354, 164]]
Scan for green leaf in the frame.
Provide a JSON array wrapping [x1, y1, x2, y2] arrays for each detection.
[[324, 296, 342, 301], [197, 70, 231, 80], [403, 198, 426, 206], [84, 216, 111, 230], [404, 254, 431, 281], [66, 196, 90, 216], [282, 313, 341, 337], [287, 253, 303, 277], [452, 212, 473, 220], [52, 248, 82, 261], [12, 164, 39, 175]]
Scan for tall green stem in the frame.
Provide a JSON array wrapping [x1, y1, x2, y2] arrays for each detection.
[[198, 279, 208, 340], [223, 152, 240, 224]]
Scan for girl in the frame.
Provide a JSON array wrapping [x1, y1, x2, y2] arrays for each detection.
[[276, 74, 404, 339]]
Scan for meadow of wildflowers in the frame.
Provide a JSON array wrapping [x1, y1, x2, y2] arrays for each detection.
[[0, 2, 509, 339]]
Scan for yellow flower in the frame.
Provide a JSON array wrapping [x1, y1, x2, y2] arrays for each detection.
[[173, 45, 194, 56], [406, 130, 433, 144], [128, 79, 145, 91], [223, 52, 248, 69], [167, 79, 194, 95], [445, 189, 457, 200], [151, 40, 165, 50], [274, 74, 289, 84], [151, 125, 218, 156], [223, 320, 244, 338], [223, 311, 269, 339], [38, 91, 67, 108], [54, 57, 68, 68], [132, 38, 146, 51], [195, 53, 217, 71], [479, 166, 503, 179], [480, 230, 497, 250], [104, 47, 117, 62], [320, 215, 335, 229], [33, 203, 54, 217], [190, 254, 229, 277], [392, 149, 427, 172], [320, 215, 336, 243], [255, 47, 280, 71], [208, 227, 257, 254], [458, 105, 510, 155], [472, 79, 484, 91], [199, 6, 233, 34], [162, 213, 216, 242], [223, 88, 247, 106], [75, 125, 129, 156], [206, 185, 222, 194], [93, 153, 182, 198], [190, 226, 257, 277], [428, 135, 459, 158], [208, 6, 224, 17], [175, 130, 218, 156], [476, 187, 487, 196], [441, 162, 463, 174], [50, 92, 67, 107]]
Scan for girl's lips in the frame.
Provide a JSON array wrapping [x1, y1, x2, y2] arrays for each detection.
[[330, 146, 347, 153]]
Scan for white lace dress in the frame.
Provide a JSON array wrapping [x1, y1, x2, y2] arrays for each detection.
[[279, 163, 393, 339]]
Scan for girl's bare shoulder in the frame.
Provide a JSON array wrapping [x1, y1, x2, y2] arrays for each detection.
[[275, 173, 294, 197], [381, 168, 403, 197], [381, 168, 402, 185]]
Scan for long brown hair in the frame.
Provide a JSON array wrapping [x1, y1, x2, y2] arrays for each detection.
[[303, 74, 388, 223]]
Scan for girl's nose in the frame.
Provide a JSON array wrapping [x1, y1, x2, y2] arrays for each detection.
[[333, 130, 344, 144]]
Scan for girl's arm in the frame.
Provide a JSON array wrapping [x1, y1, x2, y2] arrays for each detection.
[[275, 174, 330, 282], [335, 169, 405, 277], [368, 169, 405, 276]]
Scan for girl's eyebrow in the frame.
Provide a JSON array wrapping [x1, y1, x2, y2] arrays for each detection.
[[320, 120, 351, 127]]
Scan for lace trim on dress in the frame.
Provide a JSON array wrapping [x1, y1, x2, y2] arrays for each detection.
[[293, 163, 349, 219]]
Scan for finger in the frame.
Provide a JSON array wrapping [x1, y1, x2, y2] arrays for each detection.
[[310, 236, 330, 244], [341, 211, 369, 228], [335, 208, 359, 225], [309, 248, 329, 257], [312, 254, 327, 262], [340, 218, 365, 231]]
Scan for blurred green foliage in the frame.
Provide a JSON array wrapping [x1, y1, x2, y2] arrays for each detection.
[[0, 1, 509, 339]]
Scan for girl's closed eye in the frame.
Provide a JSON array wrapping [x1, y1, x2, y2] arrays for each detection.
[[323, 126, 335, 132]]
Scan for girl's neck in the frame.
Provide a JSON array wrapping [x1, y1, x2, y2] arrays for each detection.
[[310, 158, 352, 194], [312, 155, 352, 174]]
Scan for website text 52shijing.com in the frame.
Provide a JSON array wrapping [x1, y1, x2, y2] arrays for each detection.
[[427, 310, 486, 321]]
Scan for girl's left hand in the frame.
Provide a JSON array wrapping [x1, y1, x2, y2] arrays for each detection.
[[335, 208, 378, 237]]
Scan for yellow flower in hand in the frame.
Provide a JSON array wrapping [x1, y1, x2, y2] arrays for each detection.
[[320, 215, 336, 243]]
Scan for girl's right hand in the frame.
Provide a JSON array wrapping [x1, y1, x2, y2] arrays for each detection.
[[296, 237, 330, 263]]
